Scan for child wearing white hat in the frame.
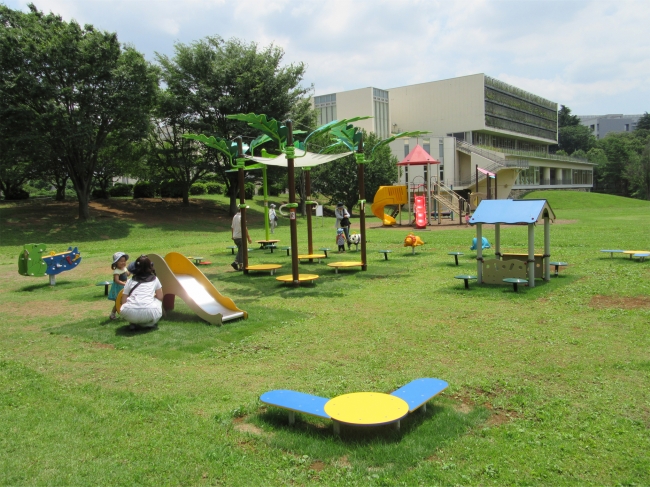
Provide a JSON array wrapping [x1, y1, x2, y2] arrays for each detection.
[[108, 252, 130, 320], [269, 204, 278, 234]]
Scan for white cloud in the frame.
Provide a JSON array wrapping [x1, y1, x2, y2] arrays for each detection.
[[5, 0, 650, 114]]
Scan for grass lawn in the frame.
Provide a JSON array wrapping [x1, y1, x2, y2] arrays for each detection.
[[0, 190, 649, 486]]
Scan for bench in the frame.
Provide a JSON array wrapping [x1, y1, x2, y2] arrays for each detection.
[[245, 264, 282, 275], [454, 275, 477, 289], [279, 246, 291, 256], [318, 247, 331, 258], [549, 261, 567, 276], [390, 378, 448, 413], [298, 253, 326, 263], [275, 273, 319, 285], [623, 250, 650, 259], [633, 253, 649, 262], [448, 252, 464, 266], [327, 262, 364, 274], [600, 249, 624, 258], [503, 277, 528, 292], [260, 390, 330, 425], [378, 250, 392, 261], [96, 281, 111, 296], [226, 246, 237, 255]]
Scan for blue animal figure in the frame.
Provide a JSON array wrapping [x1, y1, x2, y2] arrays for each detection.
[[470, 237, 491, 250]]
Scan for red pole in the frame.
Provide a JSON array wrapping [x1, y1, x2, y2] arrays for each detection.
[[286, 121, 300, 286], [305, 169, 313, 255], [357, 135, 367, 271]]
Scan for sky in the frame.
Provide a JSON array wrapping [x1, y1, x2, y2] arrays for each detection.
[[5, 0, 649, 115]]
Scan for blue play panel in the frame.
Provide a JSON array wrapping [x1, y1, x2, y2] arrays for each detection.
[[390, 378, 449, 412], [260, 390, 330, 419]]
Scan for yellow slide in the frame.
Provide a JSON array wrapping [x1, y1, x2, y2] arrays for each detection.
[[371, 186, 408, 226], [148, 252, 247, 325]]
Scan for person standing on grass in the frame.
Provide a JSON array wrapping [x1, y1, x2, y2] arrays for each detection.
[[335, 202, 351, 250], [109, 252, 130, 320], [119, 255, 163, 330], [231, 208, 252, 271], [269, 204, 278, 234]]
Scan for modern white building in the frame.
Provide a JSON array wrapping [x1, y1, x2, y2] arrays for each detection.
[[314, 74, 594, 204], [578, 114, 643, 139]]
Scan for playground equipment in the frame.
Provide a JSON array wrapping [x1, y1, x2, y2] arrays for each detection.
[[469, 199, 556, 288], [414, 195, 427, 229], [261, 378, 448, 435], [18, 243, 81, 285], [470, 237, 491, 250], [404, 233, 425, 254], [371, 185, 407, 226], [147, 252, 246, 325]]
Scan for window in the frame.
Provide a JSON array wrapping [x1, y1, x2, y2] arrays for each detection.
[[515, 166, 540, 186], [423, 138, 430, 154], [404, 141, 410, 157], [625, 124, 630, 131], [439, 141, 444, 162]]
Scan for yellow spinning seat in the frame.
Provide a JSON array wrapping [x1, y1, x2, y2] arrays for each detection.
[[327, 261, 364, 274], [275, 274, 319, 285], [246, 264, 282, 275]]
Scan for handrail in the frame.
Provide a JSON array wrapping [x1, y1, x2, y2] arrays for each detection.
[[456, 140, 507, 165]]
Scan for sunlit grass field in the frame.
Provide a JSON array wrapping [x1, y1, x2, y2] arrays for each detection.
[[0, 190, 649, 486]]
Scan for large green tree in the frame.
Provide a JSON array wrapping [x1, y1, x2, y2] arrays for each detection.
[[558, 105, 581, 127], [0, 4, 158, 220], [558, 124, 597, 154], [311, 131, 399, 211], [155, 36, 312, 212], [635, 112, 650, 131]]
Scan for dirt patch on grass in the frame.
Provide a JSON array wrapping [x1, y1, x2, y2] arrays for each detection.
[[234, 422, 264, 436], [589, 295, 650, 310], [335, 456, 352, 468], [310, 461, 326, 471], [90, 342, 115, 350]]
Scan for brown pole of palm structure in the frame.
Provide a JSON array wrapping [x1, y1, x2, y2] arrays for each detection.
[[305, 169, 314, 255], [237, 137, 249, 274], [357, 135, 367, 271], [286, 121, 300, 286]]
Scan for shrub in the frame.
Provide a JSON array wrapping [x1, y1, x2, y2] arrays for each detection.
[[3, 188, 29, 200], [269, 184, 282, 197], [245, 182, 255, 199], [190, 182, 207, 195], [205, 182, 224, 194], [160, 179, 184, 198], [109, 183, 133, 197], [133, 181, 157, 199], [92, 188, 109, 199]]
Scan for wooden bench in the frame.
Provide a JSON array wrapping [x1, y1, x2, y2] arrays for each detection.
[[454, 275, 477, 289], [390, 378, 448, 413], [260, 390, 330, 425], [448, 252, 464, 266], [378, 250, 392, 261], [245, 264, 282, 275], [549, 261, 567, 276], [503, 277, 528, 292], [327, 262, 364, 274]]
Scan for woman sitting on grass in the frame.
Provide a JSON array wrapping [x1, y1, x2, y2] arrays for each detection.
[[120, 255, 163, 330]]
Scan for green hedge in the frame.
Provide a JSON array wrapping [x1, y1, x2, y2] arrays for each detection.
[[190, 182, 207, 195], [205, 182, 224, 194], [133, 181, 157, 198], [109, 183, 133, 197]]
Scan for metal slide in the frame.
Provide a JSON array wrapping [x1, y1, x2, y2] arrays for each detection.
[[149, 253, 247, 325], [371, 186, 408, 226]]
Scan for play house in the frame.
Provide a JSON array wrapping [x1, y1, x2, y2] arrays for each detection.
[[469, 199, 556, 288]]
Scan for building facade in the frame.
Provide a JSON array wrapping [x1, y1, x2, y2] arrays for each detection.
[[314, 74, 594, 201], [578, 114, 643, 139]]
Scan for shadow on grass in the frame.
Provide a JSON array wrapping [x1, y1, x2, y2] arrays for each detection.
[[115, 324, 159, 336], [17, 281, 76, 292], [437, 274, 582, 297], [253, 401, 489, 469]]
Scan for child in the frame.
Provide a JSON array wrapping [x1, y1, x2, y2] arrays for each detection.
[[108, 252, 130, 320], [336, 228, 347, 253]]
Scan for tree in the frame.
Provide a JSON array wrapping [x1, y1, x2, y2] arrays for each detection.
[[558, 105, 581, 127], [635, 112, 650, 131], [0, 5, 158, 220], [155, 36, 312, 212], [625, 141, 650, 199], [558, 124, 596, 154], [311, 131, 399, 211]]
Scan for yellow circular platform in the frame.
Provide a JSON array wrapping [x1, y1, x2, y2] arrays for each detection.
[[624, 250, 649, 255], [328, 262, 364, 268], [275, 273, 319, 284], [246, 264, 282, 275], [324, 392, 408, 426], [298, 253, 326, 260]]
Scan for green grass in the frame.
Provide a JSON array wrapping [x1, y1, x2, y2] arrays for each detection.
[[1, 192, 649, 486]]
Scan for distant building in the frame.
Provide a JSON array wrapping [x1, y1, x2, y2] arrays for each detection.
[[578, 114, 643, 139], [314, 73, 593, 202]]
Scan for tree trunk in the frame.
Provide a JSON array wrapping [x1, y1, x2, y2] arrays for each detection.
[[76, 185, 91, 221], [55, 185, 66, 201], [182, 185, 190, 206], [228, 174, 237, 216]]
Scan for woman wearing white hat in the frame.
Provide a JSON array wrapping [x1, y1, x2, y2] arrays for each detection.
[[269, 204, 278, 234]]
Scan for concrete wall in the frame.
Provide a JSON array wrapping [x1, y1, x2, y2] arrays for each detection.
[[336, 87, 374, 134], [388, 74, 486, 136]]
